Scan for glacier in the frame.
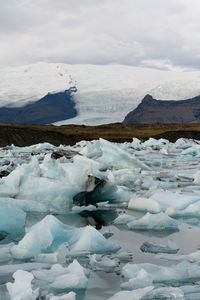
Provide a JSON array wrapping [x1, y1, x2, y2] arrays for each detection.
[[1, 62, 200, 125]]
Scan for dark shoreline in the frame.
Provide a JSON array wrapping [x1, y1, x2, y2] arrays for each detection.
[[1, 123, 200, 147]]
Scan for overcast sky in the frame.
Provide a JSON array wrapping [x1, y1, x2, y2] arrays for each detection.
[[0, 0, 200, 70]]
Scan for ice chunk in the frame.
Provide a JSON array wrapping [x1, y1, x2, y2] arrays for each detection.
[[70, 225, 120, 255], [49, 292, 76, 300], [89, 254, 119, 273], [108, 286, 154, 300], [140, 239, 179, 254], [142, 287, 184, 299], [6, 270, 39, 300], [0, 263, 51, 275], [114, 214, 136, 225], [157, 249, 200, 263], [121, 269, 153, 290], [122, 261, 200, 285], [131, 138, 142, 150], [108, 168, 140, 187], [0, 206, 26, 238], [50, 260, 88, 290], [11, 215, 120, 259], [111, 251, 133, 263], [0, 243, 14, 263], [182, 145, 200, 156], [127, 212, 179, 232], [98, 138, 150, 170], [128, 197, 161, 213], [33, 260, 88, 290], [150, 191, 200, 212], [0, 197, 48, 213]]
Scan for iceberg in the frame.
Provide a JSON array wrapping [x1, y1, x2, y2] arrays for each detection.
[[11, 215, 120, 259], [127, 212, 179, 232], [97, 138, 150, 170]]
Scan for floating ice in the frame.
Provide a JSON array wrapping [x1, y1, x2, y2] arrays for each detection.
[[121, 269, 153, 290], [6, 270, 39, 300], [49, 292, 76, 300], [108, 286, 154, 300], [140, 239, 179, 254], [157, 249, 200, 263], [127, 212, 179, 232], [97, 138, 150, 170], [11, 215, 120, 259], [0, 206, 26, 238], [128, 197, 161, 213], [113, 214, 136, 225], [33, 260, 88, 291], [89, 254, 119, 273], [50, 260, 88, 290], [142, 287, 184, 299], [0, 263, 51, 276], [127, 191, 200, 217], [0, 197, 47, 213], [122, 261, 200, 285]]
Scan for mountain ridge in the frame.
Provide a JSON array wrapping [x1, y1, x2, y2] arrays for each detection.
[[123, 94, 200, 124], [0, 88, 77, 125]]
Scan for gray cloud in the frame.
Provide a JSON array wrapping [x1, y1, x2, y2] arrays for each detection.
[[0, 0, 200, 70]]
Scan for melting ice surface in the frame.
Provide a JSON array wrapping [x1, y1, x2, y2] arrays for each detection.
[[2, 138, 200, 299]]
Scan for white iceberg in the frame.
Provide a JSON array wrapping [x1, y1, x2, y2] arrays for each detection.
[[11, 215, 120, 259], [127, 212, 179, 232], [6, 270, 39, 300]]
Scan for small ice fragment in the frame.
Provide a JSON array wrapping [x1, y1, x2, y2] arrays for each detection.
[[128, 197, 161, 213], [140, 239, 179, 254], [89, 254, 119, 273], [6, 270, 39, 300]]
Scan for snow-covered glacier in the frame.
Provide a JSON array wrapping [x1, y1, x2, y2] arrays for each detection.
[[1, 62, 200, 125], [1, 138, 200, 299]]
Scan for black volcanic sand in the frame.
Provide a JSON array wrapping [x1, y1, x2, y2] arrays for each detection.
[[1, 123, 200, 147]]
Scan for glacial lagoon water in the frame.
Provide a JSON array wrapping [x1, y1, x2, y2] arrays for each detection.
[[1, 138, 200, 299]]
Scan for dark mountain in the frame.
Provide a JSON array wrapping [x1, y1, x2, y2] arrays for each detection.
[[123, 94, 200, 124], [0, 87, 77, 124]]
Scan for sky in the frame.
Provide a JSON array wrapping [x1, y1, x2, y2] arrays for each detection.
[[0, 0, 200, 70]]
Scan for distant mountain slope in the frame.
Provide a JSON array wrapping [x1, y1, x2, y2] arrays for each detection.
[[0, 88, 77, 124], [123, 94, 200, 124], [1, 62, 200, 125]]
